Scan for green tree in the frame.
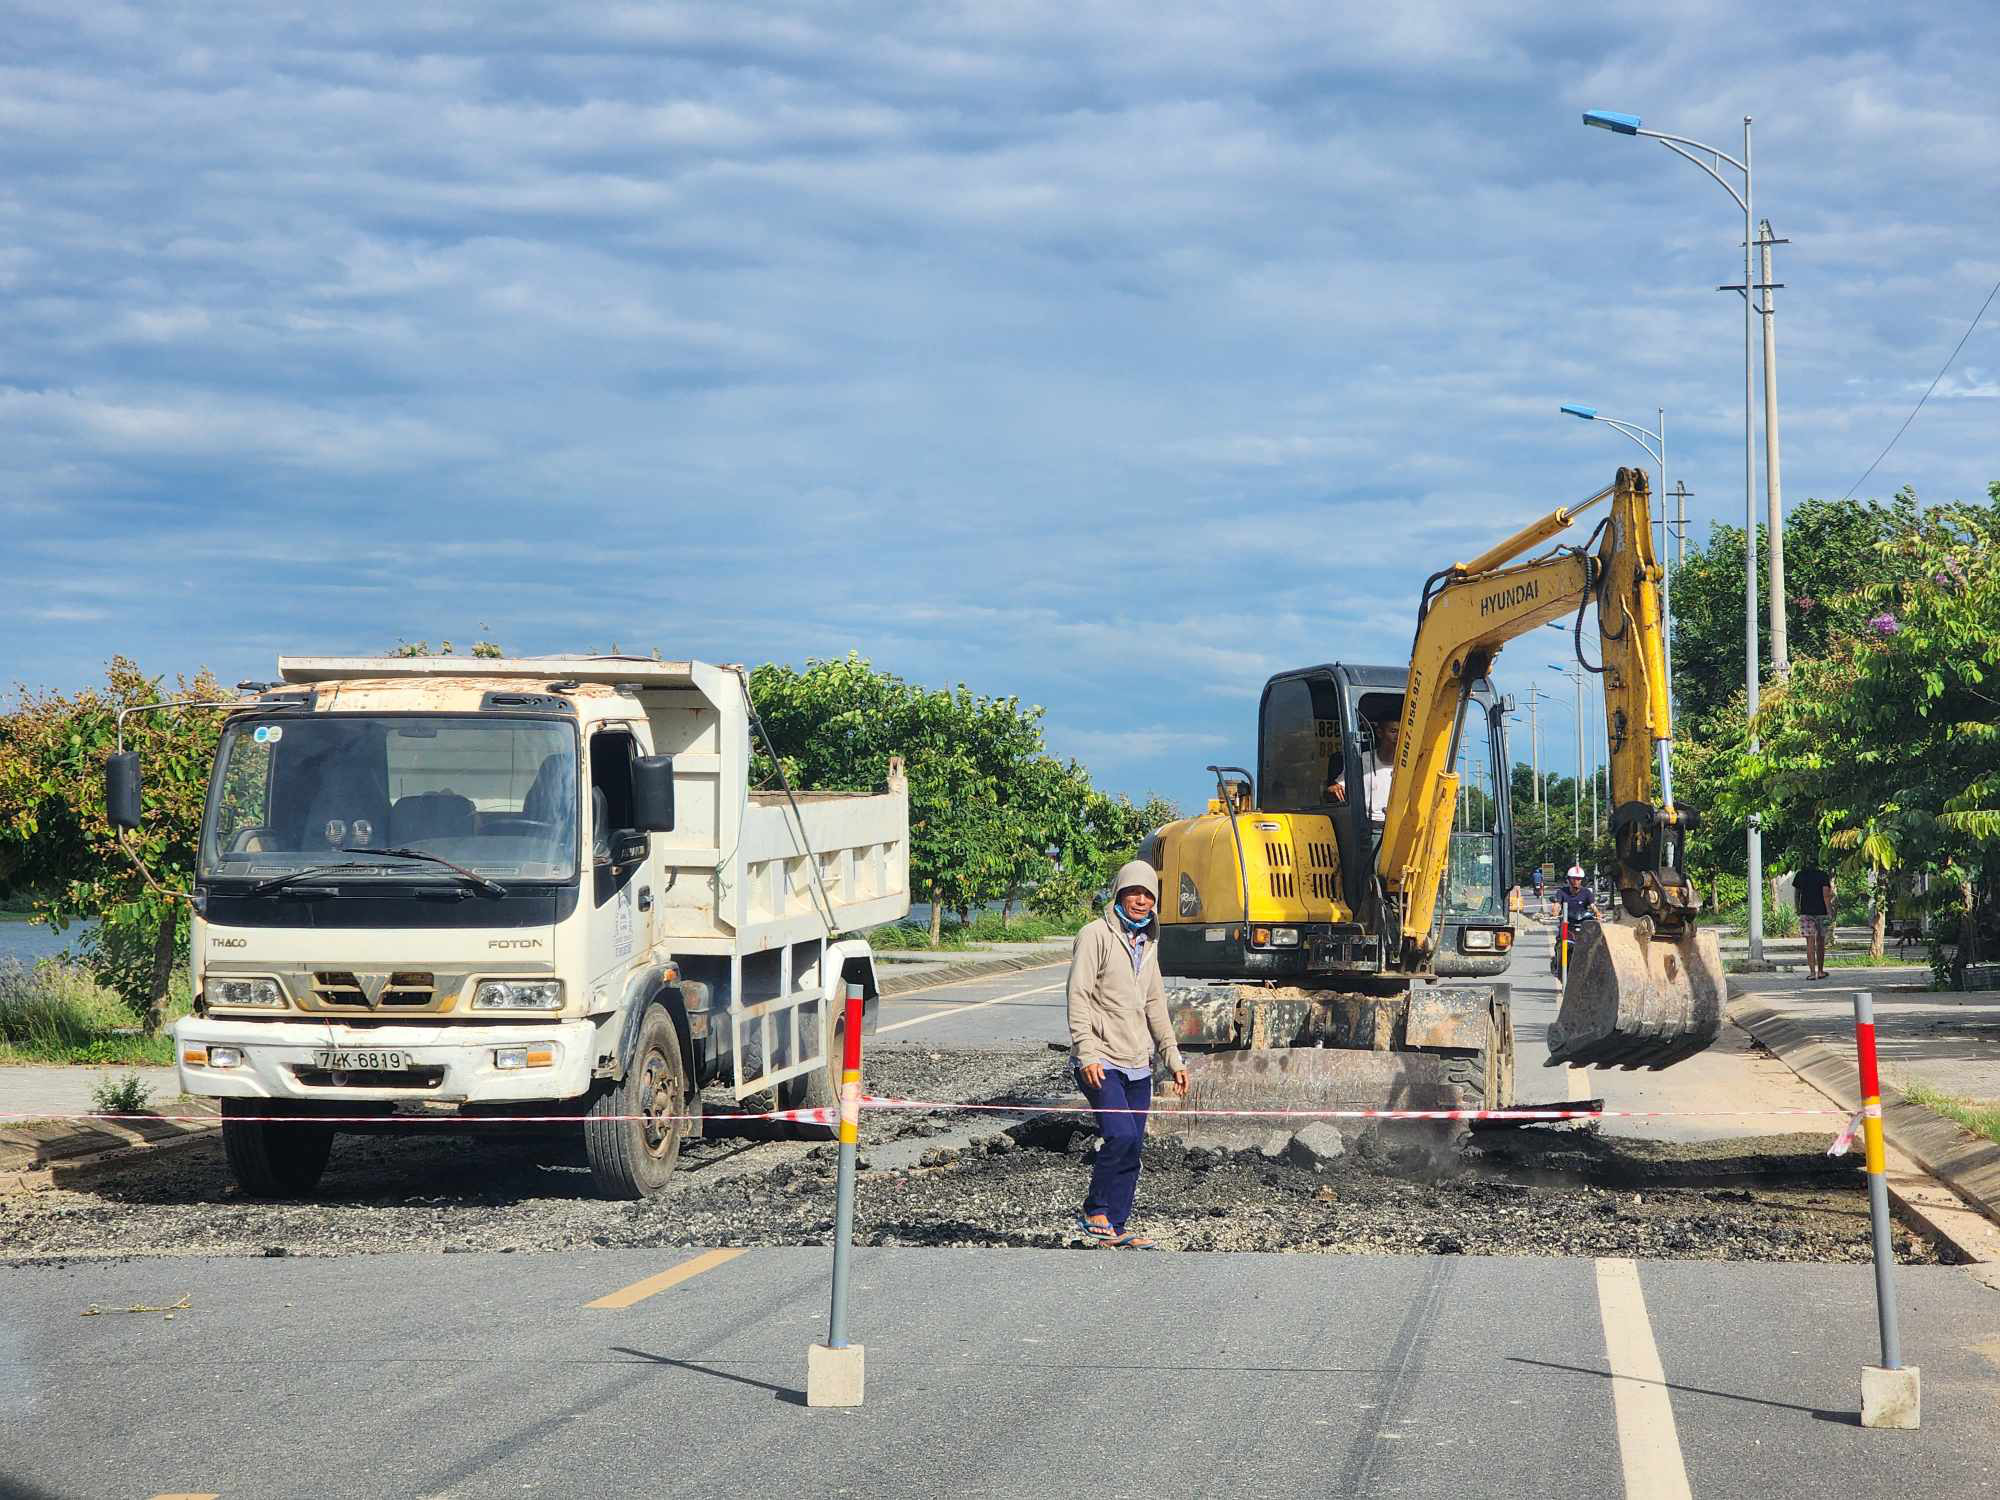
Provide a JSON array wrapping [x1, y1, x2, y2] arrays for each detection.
[[0, 659, 228, 1030], [1730, 486, 2000, 984], [745, 654, 1147, 944]]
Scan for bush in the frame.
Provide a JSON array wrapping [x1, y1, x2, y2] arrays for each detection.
[[89, 1073, 153, 1114], [0, 959, 186, 1065], [1764, 903, 1800, 938], [1027, 868, 1092, 923]]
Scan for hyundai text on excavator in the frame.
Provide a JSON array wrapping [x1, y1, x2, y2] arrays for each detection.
[[1143, 467, 1724, 1122]]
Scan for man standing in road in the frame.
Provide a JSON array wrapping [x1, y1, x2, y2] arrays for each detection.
[[1067, 861, 1190, 1249], [1795, 858, 1837, 979]]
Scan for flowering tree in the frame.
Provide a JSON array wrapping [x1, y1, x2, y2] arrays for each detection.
[[1730, 487, 2000, 983]]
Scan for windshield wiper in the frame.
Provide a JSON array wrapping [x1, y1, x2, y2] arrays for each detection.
[[245, 861, 421, 897], [338, 846, 508, 897]]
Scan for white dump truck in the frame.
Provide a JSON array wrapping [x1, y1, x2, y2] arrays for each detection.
[[105, 656, 910, 1199]]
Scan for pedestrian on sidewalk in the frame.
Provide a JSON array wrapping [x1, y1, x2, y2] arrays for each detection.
[[1795, 857, 1837, 979], [1067, 860, 1189, 1249]]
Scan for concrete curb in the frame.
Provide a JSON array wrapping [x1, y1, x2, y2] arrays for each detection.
[[875, 951, 1068, 998], [1727, 984, 2000, 1266], [0, 1110, 220, 1196]]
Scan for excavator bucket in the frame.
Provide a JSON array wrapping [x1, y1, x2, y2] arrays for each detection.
[[1545, 920, 1724, 1069]]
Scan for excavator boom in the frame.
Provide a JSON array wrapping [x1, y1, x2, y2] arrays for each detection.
[[1376, 466, 1721, 1069]]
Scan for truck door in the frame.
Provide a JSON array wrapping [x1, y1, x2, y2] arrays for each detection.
[[586, 726, 653, 989]]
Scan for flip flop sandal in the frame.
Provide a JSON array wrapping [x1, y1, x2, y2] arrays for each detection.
[[1111, 1230, 1159, 1250], [1075, 1215, 1118, 1243]]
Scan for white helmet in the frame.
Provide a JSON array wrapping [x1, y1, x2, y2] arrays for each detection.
[[1567, 865, 1585, 879]]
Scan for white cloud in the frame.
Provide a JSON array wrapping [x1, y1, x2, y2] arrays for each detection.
[[2, 1, 1995, 807]]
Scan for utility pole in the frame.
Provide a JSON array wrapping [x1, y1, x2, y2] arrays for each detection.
[[1525, 684, 1546, 832], [1759, 219, 1790, 678], [1670, 481, 1692, 572]]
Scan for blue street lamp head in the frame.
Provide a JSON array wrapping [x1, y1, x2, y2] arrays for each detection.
[[1583, 109, 1641, 135], [1560, 403, 1598, 420]]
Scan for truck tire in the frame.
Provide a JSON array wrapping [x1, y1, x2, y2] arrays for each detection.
[[777, 997, 843, 1136], [221, 1099, 334, 1198], [585, 1005, 691, 1199]]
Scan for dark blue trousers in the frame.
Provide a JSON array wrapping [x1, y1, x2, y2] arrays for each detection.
[[1077, 1067, 1152, 1230]]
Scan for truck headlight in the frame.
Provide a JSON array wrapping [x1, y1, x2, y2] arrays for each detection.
[[1460, 929, 1497, 952], [208, 977, 286, 1008], [473, 980, 564, 1011], [1268, 927, 1300, 947]]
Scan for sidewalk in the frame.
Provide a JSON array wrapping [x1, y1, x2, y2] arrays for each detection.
[[1728, 964, 2000, 1238], [0, 1063, 215, 1191]]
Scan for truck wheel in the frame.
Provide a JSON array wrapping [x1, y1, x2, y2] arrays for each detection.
[[777, 997, 844, 1136], [585, 1005, 691, 1199], [221, 1100, 334, 1198]]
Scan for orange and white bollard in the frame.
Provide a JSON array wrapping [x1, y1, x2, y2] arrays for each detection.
[[808, 981, 867, 1408], [1853, 990, 1920, 1428]]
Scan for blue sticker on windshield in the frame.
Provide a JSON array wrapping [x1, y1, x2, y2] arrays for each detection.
[[252, 724, 283, 744]]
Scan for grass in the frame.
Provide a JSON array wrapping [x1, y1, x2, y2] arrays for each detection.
[[0, 960, 190, 1066], [863, 910, 1089, 951], [1901, 1079, 2000, 1148]]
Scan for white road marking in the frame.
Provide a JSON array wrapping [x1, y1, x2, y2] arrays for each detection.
[[876, 980, 1066, 1034], [1595, 1257, 1694, 1500]]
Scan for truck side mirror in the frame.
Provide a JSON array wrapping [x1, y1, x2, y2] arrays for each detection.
[[631, 755, 675, 832], [106, 752, 143, 830]]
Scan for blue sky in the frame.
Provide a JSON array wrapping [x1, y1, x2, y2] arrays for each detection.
[[5, 2, 1997, 811]]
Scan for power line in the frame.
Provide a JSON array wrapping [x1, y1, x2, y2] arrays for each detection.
[[1839, 275, 2000, 503]]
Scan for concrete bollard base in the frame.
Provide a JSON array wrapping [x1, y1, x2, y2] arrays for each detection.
[[1860, 1364, 1921, 1429], [807, 1342, 865, 1408]]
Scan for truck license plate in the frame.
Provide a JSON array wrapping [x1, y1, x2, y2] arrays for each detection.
[[311, 1049, 409, 1071]]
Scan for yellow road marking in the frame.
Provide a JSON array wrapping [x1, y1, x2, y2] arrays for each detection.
[[1595, 1258, 1694, 1500], [586, 1247, 747, 1309], [1567, 1062, 1591, 1102], [875, 979, 1065, 1034]]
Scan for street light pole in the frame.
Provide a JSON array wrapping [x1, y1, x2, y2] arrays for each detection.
[[1559, 402, 1676, 740], [1549, 662, 1585, 867], [1583, 106, 1766, 962], [1759, 218, 1791, 678]]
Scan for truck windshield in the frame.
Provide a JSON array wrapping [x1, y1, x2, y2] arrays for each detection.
[[201, 716, 579, 883]]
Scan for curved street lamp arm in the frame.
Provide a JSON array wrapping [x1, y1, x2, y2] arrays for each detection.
[[1635, 128, 1747, 176], [1595, 417, 1662, 467], [1647, 137, 1748, 213]]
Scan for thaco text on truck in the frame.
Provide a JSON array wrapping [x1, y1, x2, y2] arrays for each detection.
[[104, 656, 911, 1199]]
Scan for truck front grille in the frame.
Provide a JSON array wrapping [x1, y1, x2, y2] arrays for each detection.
[[307, 971, 444, 1011], [380, 972, 436, 1007], [312, 972, 369, 1007]]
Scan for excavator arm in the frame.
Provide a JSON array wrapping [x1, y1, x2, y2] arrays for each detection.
[[1374, 466, 1720, 1067]]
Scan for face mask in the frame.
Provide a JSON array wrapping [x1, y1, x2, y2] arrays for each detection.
[[1115, 901, 1153, 931]]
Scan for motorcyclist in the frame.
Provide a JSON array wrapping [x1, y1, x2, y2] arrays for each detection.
[[1551, 865, 1597, 977]]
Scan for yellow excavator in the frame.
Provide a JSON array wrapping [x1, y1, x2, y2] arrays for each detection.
[[1145, 467, 1724, 1121]]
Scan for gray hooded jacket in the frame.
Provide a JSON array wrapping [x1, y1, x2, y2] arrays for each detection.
[[1065, 859, 1185, 1074]]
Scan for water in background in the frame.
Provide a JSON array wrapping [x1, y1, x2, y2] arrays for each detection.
[[0, 920, 93, 966]]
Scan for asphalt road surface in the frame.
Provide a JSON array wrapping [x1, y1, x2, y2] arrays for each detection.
[[4, 1245, 1997, 1499], [5, 932, 1998, 1498]]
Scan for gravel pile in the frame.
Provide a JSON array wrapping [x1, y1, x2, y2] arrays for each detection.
[[0, 1045, 1944, 1267]]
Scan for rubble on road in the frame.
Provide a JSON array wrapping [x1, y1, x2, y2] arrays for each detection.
[[0, 1045, 1948, 1267]]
